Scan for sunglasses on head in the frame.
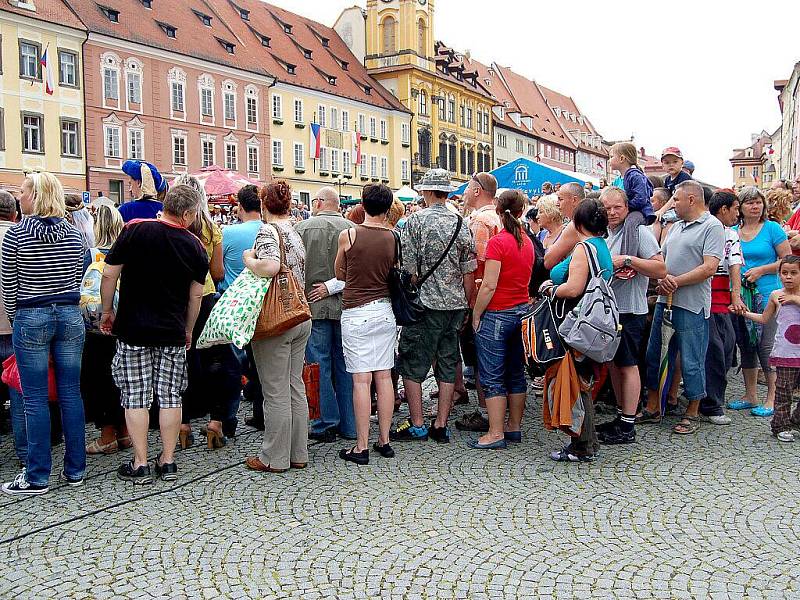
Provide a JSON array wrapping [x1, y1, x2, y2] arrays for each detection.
[[471, 173, 484, 191]]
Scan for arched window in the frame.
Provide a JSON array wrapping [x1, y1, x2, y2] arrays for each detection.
[[418, 19, 426, 56], [382, 16, 396, 54], [418, 90, 427, 116]]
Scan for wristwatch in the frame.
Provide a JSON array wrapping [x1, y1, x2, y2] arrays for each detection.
[[623, 256, 633, 268]]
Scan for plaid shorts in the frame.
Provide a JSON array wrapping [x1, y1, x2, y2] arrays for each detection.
[[111, 342, 188, 410]]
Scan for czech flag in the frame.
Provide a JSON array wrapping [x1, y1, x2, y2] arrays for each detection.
[[309, 123, 321, 159], [352, 131, 362, 165], [40, 47, 54, 95]]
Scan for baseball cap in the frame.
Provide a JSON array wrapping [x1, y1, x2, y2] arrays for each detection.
[[660, 147, 683, 161], [684, 160, 695, 171]]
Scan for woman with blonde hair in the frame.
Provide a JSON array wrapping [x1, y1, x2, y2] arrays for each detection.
[[172, 173, 237, 449], [766, 188, 793, 224], [1, 172, 87, 495], [82, 204, 129, 455], [536, 195, 564, 250]]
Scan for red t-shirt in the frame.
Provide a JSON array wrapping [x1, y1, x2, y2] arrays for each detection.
[[485, 230, 534, 311]]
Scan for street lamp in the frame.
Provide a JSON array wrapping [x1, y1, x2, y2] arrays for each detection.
[[336, 176, 344, 200]]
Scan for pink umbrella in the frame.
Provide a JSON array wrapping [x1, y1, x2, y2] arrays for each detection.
[[192, 165, 262, 201]]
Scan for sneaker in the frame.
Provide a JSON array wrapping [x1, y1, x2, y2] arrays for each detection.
[[429, 422, 451, 444], [59, 471, 84, 487], [531, 376, 544, 391], [1, 470, 48, 496], [372, 442, 395, 458], [154, 456, 178, 481], [549, 447, 595, 463], [598, 423, 636, 445], [596, 417, 621, 435], [777, 430, 796, 442], [309, 428, 337, 443], [117, 461, 153, 485], [454, 411, 489, 432], [390, 419, 429, 442], [701, 414, 732, 425]]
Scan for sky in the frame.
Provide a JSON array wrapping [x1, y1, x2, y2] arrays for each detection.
[[268, 0, 800, 187]]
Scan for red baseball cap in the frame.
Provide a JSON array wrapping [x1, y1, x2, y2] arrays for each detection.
[[660, 147, 683, 160]]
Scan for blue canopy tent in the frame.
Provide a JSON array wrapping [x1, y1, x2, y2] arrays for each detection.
[[450, 157, 597, 198]]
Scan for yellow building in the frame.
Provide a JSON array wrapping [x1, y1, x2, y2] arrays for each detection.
[[355, 0, 494, 186], [730, 131, 772, 190], [0, 1, 87, 192]]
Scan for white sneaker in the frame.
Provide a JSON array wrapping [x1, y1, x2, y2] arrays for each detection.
[[777, 430, 795, 442], [703, 414, 732, 425]]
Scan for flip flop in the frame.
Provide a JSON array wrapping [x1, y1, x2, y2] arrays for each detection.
[[636, 409, 662, 424]]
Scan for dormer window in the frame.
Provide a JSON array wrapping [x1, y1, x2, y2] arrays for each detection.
[[328, 76, 336, 85], [193, 10, 211, 26], [100, 6, 120, 23], [321, 37, 329, 47], [239, 8, 249, 20], [283, 23, 292, 34], [303, 48, 312, 59], [286, 64, 296, 75], [340, 60, 348, 71], [218, 39, 235, 54], [158, 22, 177, 38], [260, 35, 270, 47], [140, 0, 152, 8], [364, 85, 371, 95]]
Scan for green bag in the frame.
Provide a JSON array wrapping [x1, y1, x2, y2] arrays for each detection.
[[197, 269, 271, 349]]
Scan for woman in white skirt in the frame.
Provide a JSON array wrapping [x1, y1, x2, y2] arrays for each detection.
[[335, 184, 397, 465]]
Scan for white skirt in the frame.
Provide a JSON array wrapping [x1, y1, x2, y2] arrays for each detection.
[[341, 299, 396, 373]]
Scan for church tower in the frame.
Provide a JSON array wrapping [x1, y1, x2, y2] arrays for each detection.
[[365, 0, 434, 72]]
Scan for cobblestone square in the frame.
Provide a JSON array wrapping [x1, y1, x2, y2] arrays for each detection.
[[1, 377, 799, 599]]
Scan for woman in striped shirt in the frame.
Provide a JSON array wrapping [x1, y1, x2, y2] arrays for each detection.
[[1, 172, 87, 496]]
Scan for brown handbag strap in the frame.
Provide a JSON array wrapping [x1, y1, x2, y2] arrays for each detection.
[[268, 222, 288, 271]]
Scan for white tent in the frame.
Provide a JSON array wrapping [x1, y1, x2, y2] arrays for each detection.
[[395, 185, 419, 202]]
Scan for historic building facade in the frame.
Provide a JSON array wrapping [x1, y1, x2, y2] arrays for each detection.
[[346, 0, 494, 186], [0, 0, 87, 192], [730, 130, 775, 190]]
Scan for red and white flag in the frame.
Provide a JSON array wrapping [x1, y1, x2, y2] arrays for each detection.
[[352, 131, 362, 166], [40, 47, 54, 95]]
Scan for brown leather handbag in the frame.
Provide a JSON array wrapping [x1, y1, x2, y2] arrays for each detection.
[[252, 223, 311, 339]]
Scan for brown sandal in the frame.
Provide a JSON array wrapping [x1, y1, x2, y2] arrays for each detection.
[[86, 438, 118, 455]]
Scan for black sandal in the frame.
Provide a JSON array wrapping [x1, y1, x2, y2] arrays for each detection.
[[339, 446, 369, 465]]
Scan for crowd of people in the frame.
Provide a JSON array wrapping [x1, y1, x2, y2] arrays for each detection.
[[3, 148, 800, 494]]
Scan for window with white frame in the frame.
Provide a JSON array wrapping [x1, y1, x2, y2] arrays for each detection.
[[369, 117, 377, 138], [201, 139, 215, 167], [466, 108, 473, 129], [58, 50, 78, 87], [419, 90, 427, 116], [125, 59, 143, 107], [358, 113, 366, 135], [104, 124, 121, 157], [401, 159, 409, 181], [401, 123, 409, 144], [341, 110, 349, 132], [476, 110, 482, 133], [272, 94, 282, 120], [515, 139, 523, 153], [200, 88, 212, 116], [294, 98, 303, 123], [739, 166, 746, 178], [370, 155, 378, 178], [331, 149, 339, 173], [172, 133, 187, 165], [498, 133, 507, 149], [168, 67, 186, 115], [319, 147, 329, 171], [19, 41, 40, 79], [359, 155, 367, 177], [330, 107, 339, 131], [546, 145, 552, 158], [245, 87, 258, 129], [103, 66, 119, 101], [248, 145, 259, 174], [272, 139, 283, 166], [343, 150, 351, 174], [128, 128, 144, 159], [225, 142, 238, 170], [483, 113, 489, 134], [380, 119, 387, 140], [294, 142, 304, 169], [318, 105, 326, 127], [224, 91, 235, 121], [447, 97, 455, 122], [61, 119, 80, 156], [380, 156, 388, 179]]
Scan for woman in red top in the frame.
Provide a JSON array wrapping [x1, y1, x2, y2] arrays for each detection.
[[469, 190, 535, 449]]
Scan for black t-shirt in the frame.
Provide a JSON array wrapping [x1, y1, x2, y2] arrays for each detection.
[[663, 171, 692, 196], [106, 219, 208, 347]]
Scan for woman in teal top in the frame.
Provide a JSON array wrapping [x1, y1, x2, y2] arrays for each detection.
[[542, 198, 612, 463]]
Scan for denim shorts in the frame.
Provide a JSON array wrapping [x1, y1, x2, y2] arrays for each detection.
[[474, 303, 530, 399]]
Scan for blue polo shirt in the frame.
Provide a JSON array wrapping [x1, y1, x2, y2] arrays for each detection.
[[220, 220, 262, 291]]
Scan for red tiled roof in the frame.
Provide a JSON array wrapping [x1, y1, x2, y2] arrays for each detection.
[[468, 58, 536, 138], [432, 41, 495, 102], [215, 0, 408, 111], [537, 82, 606, 157], [2, 0, 86, 31], [492, 65, 575, 150], [64, 0, 268, 75], [730, 133, 771, 163]]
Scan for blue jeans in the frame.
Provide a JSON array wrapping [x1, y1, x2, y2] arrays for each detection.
[[305, 319, 355, 438], [475, 304, 529, 399], [0, 334, 26, 464], [645, 304, 709, 402], [13, 306, 86, 486]]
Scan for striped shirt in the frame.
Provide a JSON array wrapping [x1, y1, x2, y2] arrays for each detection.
[[1, 216, 85, 321]]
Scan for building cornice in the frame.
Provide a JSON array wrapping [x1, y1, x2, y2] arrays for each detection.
[[0, 9, 87, 39], [272, 81, 411, 119]]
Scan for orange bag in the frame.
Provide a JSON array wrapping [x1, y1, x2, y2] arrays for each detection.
[[303, 362, 320, 420]]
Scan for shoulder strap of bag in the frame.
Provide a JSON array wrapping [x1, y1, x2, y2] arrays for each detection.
[[417, 215, 462, 287], [392, 230, 402, 267], [268, 222, 287, 268], [579, 240, 602, 278]]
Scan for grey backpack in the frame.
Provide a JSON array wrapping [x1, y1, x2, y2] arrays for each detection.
[[557, 241, 621, 363]]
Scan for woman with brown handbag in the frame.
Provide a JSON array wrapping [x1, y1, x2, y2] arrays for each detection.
[[243, 181, 312, 473]]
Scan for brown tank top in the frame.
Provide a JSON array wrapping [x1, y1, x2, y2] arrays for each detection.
[[342, 224, 395, 310]]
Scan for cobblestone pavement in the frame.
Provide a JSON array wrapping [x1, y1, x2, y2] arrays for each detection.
[[1, 377, 799, 599]]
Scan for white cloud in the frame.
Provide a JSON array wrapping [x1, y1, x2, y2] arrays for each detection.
[[269, 0, 800, 186]]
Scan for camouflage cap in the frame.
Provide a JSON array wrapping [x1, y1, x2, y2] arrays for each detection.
[[415, 168, 455, 192]]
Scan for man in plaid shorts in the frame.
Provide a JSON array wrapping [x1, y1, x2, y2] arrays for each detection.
[[100, 185, 208, 484]]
